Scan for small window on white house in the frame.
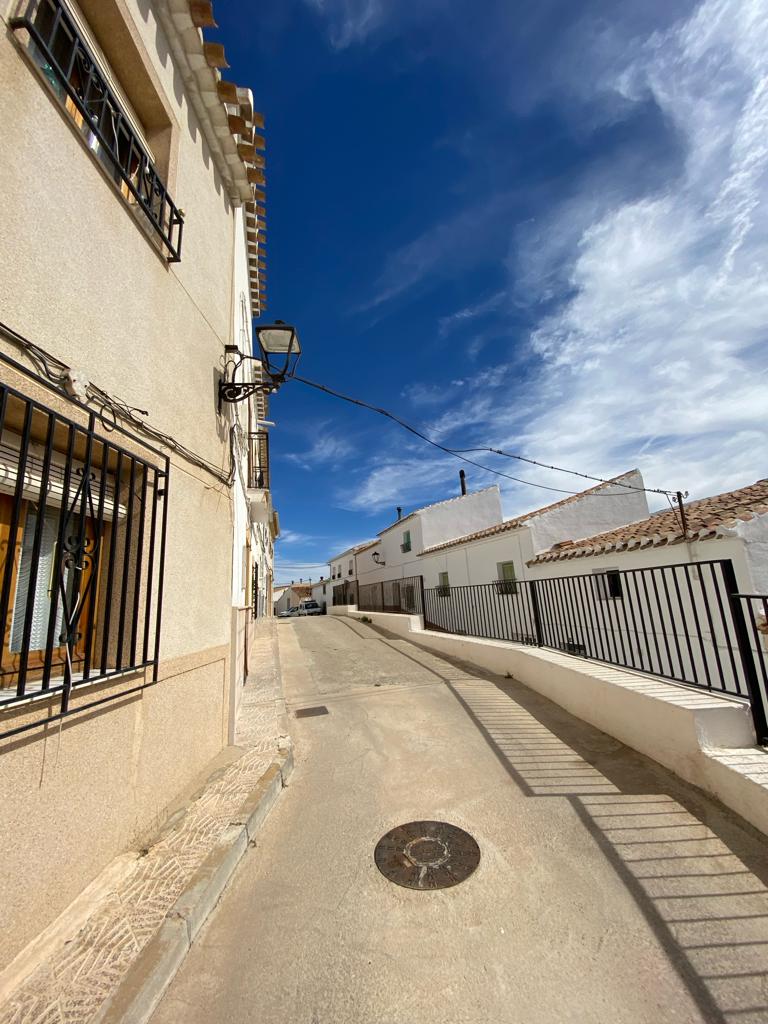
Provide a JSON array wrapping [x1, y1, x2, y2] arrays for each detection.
[[593, 568, 623, 599], [437, 572, 450, 597], [401, 530, 411, 553], [495, 561, 517, 596], [348, 559, 353, 576]]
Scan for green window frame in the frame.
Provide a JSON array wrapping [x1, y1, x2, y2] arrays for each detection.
[[495, 561, 517, 596]]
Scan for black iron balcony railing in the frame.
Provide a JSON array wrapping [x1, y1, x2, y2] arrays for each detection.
[[249, 430, 270, 490], [11, 0, 184, 261], [0, 379, 170, 740]]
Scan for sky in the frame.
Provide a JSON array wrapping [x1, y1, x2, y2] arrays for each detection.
[[214, 0, 768, 584]]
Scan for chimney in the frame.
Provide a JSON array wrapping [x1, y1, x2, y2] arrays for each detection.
[[459, 470, 467, 496], [396, 506, 403, 520]]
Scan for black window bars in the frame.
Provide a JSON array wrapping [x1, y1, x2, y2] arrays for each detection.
[[11, 0, 184, 262], [0, 380, 169, 740]]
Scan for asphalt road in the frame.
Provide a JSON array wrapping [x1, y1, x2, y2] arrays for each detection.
[[151, 616, 768, 1024]]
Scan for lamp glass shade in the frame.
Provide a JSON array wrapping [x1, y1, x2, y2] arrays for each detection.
[[256, 324, 300, 355]]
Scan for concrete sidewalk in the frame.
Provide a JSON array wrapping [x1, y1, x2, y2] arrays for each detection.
[[152, 616, 768, 1024], [0, 621, 290, 1024]]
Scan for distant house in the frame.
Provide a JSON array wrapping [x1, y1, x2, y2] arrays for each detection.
[[274, 584, 312, 615], [310, 578, 329, 612], [326, 539, 378, 605], [528, 478, 768, 592], [356, 487, 505, 589], [414, 471, 649, 589]]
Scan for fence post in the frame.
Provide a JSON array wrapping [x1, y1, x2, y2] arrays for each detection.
[[530, 579, 544, 647], [418, 575, 426, 624], [722, 560, 768, 745], [380, 581, 385, 612]]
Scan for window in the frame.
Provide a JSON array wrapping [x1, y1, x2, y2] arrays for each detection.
[[0, 381, 169, 738], [593, 568, 623, 599], [348, 559, 353, 576], [11, 0, 183, 261], [437, 571, 450, 597], [495, 561, 518, 596], [401, 529, 411, 553]]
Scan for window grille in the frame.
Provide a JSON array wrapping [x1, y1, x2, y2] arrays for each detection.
[[0, 381, 169, 738]]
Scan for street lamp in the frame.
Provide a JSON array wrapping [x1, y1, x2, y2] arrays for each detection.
[[218, 320, 301, 407]]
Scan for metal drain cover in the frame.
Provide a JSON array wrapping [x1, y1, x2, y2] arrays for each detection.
[[374, 821, 480, 890], [294, 705, 329, 718]]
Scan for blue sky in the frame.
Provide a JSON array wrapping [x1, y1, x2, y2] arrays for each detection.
[[215, 0, 768, 583]]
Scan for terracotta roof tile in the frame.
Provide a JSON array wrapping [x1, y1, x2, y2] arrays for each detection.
[[528, 478, 768, 565], [419, 471, 642, 555]]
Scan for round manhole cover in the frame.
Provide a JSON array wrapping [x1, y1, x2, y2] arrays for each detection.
[[374, 821, 480, 890]]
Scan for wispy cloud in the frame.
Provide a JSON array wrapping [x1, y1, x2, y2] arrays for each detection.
[[276, 529, 316, 545], [357, 192, 516, 311], [303, 0, 387, 49], [437, 290, 506, 337], [307, 0, 767, 533], [285, 431, 354, 471]]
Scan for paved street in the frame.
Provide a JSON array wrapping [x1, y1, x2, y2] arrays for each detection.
[[152, 616, 768, 1024]]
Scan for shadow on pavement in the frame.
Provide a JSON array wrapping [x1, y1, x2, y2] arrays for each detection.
[[360, 621, 768, 1024]]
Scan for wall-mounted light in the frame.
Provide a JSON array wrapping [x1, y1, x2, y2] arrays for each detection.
[[218, 321, 301, 408], [372, 551, 385, 566]]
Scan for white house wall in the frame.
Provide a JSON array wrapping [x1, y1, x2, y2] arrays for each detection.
[[527, 473, 649, 554], [729, 512, 768, 592], [419, 487, 502, 550], [356, 488, 503, 588]]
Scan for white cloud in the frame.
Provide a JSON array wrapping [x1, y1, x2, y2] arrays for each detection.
[[323, 0, 768, 526], [285, 432, 354, 471], [276, 530, 315, 545], [437, 290, 507, 337], [303, 0, 395, 49], [515, 0, 768, 503]]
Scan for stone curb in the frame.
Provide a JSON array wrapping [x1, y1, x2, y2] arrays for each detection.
[[93, 746, 295, 1024]]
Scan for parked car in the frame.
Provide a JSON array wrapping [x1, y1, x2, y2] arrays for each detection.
[[278, 606, 299, 618], [298, 600, 323, 616]]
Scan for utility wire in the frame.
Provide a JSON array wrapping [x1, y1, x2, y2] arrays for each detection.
[[0, 318, 234, 486], [292, 374, 678, 499]]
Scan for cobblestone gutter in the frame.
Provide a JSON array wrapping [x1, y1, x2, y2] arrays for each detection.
[[0, 620, 291, 1024]]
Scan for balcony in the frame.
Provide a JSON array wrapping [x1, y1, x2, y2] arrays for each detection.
[[11, 0, 184, 261], [247, 430, 270, 522]]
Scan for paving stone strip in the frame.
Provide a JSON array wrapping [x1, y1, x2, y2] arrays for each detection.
[[1, 621, 286, 1024]]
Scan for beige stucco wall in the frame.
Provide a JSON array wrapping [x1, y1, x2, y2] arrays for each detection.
[[0, 1, 245, 969]]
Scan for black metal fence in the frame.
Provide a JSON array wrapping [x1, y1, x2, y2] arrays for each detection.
[[332, 580, 358, 606], [0, 381, 169, 739], [421, 561, 768, 743], [737, 593, 768, 735], [11, 0, 184, 261], [358, 576, 424, 616]]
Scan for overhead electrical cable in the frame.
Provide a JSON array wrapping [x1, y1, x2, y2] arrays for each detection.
[[291, 374, 679, 499]]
